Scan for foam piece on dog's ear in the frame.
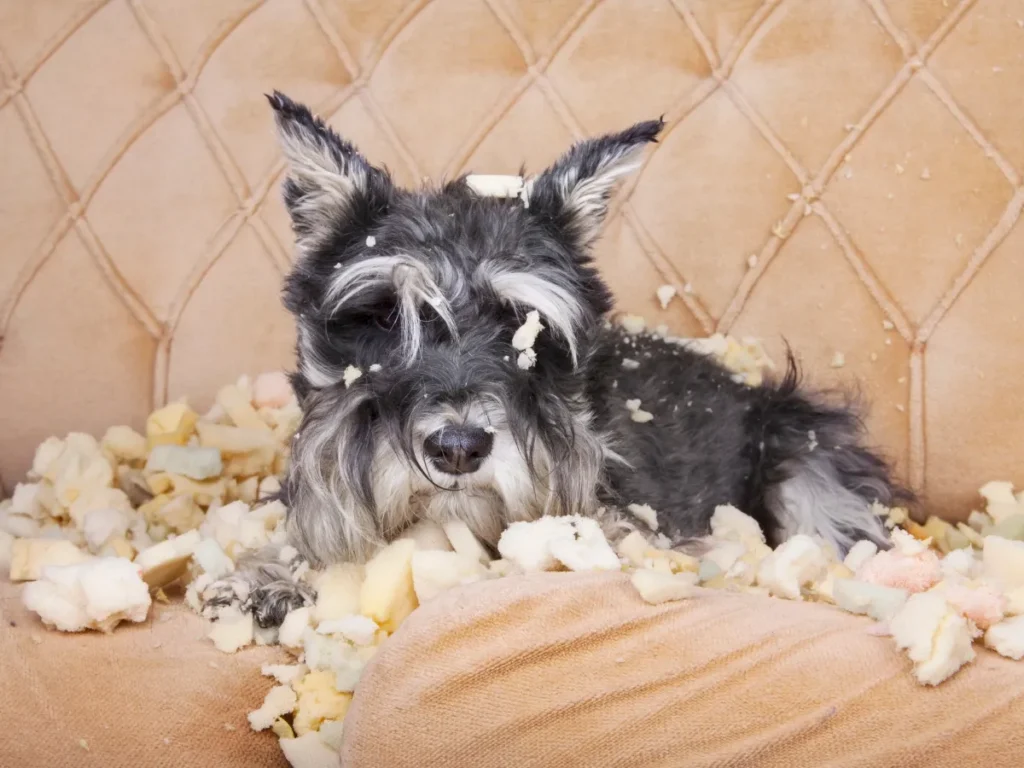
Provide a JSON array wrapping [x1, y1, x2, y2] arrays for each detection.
[[464, 174, 525, 198]]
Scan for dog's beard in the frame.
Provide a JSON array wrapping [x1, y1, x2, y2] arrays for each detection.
[[285, 388, 607, 567]]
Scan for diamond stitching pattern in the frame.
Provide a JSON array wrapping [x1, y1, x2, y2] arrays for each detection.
[[0, 0, 1021, 517]]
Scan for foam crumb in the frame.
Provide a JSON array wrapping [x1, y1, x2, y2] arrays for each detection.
[[632, 569, 698, 604], [655, 285, 676, 309], [512, 311, 544, 370], [627, 503, 659, 531], [619, 314, 646, 335], [342, 366, 362, 388]]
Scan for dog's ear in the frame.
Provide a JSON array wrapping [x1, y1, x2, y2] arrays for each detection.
[[529, 119, 663, 247], [268, 91, 391, 250]]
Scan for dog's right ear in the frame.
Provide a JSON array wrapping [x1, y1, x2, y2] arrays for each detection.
[[268, 91, 391, 252]]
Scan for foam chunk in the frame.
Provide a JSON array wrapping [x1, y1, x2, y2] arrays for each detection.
[[145, 445, 222, 480], [857, 541, 941, 593], [631, 569, 698, 604], [756, 535, 828, 600], [890, 592, 975, 686], [984, 615, 1024, 660], [279, 730, 342, 768], [443, 520, 490, 564], [10, 539, 91, 582], [208, 606, 255, 653], [193, 538, 235, 579], [983, 536, 1024, 589], [292, 670, 352, 735], [411, 550, 487, 602], [261, 663, 308, 686], [402, 519, 452, 551], [316, 615, 380, 646], [832, 578, 908, 621], [252, 371, 294, 409], [710, 504, 765, 544], [22, 557, 151, 633], [146, 403, 199, 447], [498, 516, 620, 573], [279, 607, 312, 650], [248, 685, 298, 731], [101, 425, 148, 463], [627, 503, 659, 531], [843, 540, 878, 572], [313, 565, 364, 623], [359, 539, 418, 632]]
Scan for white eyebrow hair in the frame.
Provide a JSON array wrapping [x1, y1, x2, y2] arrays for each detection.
[[323, 254, 458, 362], [482, 265, 583, 366]]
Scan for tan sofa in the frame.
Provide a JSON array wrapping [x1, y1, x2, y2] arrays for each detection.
[[2, 1, 1024, 765]]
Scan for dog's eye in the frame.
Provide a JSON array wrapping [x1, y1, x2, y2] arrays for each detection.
[[373, 312, 396, 331]]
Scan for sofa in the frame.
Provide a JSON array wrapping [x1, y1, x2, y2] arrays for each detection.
[[2, 1, 1023, 765]]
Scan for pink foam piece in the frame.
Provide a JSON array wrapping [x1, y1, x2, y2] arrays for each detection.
[[857, 549, 941, 593], [943, 584, 1006, 630], [252, 371, 293, 409]]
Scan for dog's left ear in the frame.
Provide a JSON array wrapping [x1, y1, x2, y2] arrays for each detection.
[[529, 119, 663, 248], [268, 91, 391, 250]]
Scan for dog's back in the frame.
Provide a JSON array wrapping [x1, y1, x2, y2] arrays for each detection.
[[590, 327, 911, 554]]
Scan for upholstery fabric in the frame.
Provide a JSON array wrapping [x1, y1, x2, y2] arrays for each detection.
[[1, 0, 1023, 518], [342, 571, 1024, 767], [0, 579, 290, 767], [4, 572, 1023, 768]]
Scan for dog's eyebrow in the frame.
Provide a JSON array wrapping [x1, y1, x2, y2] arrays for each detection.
[[482, 266, 582, 366], [324, 254, 459, 361]]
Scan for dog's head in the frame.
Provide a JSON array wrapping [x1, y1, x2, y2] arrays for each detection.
[[269, 92, 661, 565]]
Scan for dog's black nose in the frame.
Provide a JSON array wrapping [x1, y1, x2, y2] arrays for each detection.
[[424, 426, 493, 475]]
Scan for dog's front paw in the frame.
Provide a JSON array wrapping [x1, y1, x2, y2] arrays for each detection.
[[250, 579, 315, 628], [199, 574, 249, 620]]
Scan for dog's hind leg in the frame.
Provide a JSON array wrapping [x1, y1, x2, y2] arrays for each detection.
[[752, 358, 913, 556]]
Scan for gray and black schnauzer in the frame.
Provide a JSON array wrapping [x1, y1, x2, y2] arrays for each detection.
[[208, 92, 911, 627]]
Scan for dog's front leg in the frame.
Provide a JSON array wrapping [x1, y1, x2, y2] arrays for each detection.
[[201, 544, 316, 628]]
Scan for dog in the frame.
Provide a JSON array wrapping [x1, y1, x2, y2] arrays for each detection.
[[204, 92, 912, 628]]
